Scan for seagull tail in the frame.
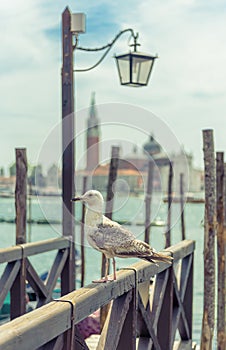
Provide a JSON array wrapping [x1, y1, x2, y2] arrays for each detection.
[[145, 251, 173, 264]]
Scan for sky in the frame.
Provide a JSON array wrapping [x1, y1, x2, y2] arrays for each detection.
[[1, 0, 226, 174]]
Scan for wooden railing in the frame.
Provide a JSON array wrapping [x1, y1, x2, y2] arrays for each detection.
[[0, 239, 195, 350], [0, 237, 72, 319]]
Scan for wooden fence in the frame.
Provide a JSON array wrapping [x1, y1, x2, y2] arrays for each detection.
[[0, 239, 195, 350], [0, 237, 72, 319]]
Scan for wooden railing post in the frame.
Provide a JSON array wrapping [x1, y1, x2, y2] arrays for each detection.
[[156, 267, 173, 349], [81, 176, 87, 288], [11, 148, 27, 319]]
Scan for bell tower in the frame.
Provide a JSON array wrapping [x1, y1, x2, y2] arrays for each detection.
[[86, 92, 100, 170]]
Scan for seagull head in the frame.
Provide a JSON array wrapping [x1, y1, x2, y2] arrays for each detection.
[[71, 190, 104, 212]]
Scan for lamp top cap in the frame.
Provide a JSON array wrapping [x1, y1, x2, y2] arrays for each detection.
[[115, 51, 158, 60]]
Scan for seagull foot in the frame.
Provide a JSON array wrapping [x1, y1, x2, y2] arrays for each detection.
[[92, 277, 115, 283]]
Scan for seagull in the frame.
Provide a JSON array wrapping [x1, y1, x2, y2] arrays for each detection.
[[72, 190, 173, 282]]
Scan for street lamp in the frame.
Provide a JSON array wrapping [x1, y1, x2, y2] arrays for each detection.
[[115, 33, 157, 87], [72, 16, 158, 87], [61, 7, 158, 295]]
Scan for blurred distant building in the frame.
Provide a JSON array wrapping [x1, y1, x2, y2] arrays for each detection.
[[86, 92, 100, 171], [0, 176, 15, 194], [75, 93, 204, 194]]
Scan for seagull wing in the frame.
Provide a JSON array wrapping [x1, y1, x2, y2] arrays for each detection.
[[89, 216, 172, 263], [89, 218, 135, 256], [117, 239, 173, 263]]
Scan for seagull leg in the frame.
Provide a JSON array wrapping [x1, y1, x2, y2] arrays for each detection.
[[92, 257, 114, 283], [112, 258, 117, 280]]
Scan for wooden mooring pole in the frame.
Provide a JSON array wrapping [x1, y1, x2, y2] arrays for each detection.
[[100, 145, 119, 330], [216, 152, 226, 350], [201, 129, 216, 350], [165, 162, 173, 248], [144, 160, 154, 244], [180, 173, 186, 240], [101, 145, 120, 279], [15, 148, 27, 245], [11, 148, 27, 319]]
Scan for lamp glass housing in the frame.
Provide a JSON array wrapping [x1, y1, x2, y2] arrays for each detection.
[[115, 51, 157, 87]]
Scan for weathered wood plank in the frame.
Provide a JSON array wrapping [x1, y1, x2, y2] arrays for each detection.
[[46, 249, 69, 294], [23, 238, 70, 257], [156, 267, 173, 349], [0, 261, 21, 309], [151, 269, 170, 329], [38, 248, 69, 306], [137, 295, 161, 350], [10, 259, 26, 319], [166, 239, 195, 261], [0, 238, 70, 264], [0, 246, 22, 264], [97, 291, 132, 350], [178, 254, 193, 341], [26, 259, 48, 300], [116, 288, 136, 350], [0, 300, 72, 350], [172, 273, 190, 341]]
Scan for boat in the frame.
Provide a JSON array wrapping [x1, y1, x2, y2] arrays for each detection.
[[163, 194, 204, 204]]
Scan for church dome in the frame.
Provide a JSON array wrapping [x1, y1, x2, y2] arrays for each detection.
[[143, 134, 161, 155]]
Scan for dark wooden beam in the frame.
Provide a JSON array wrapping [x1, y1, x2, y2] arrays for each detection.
[[61, 6, 75, 295]]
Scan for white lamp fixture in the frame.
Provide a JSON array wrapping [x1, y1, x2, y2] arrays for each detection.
[[71, 13, 86, 34]]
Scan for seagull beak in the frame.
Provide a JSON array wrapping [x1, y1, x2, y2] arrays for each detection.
[[71, 197, 82, 202]]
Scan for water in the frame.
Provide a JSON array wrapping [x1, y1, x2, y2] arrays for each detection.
[[0, 194, 217, 348]]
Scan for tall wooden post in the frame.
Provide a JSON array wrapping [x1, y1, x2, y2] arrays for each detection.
[[216, 152, 226, 350], [105, 146, 120, 219], [100, 146, 120, 330], [61, 7, 75, 293], [165, 162, 173, 248], [11, 148, 27, 319], [201, 129, 216, 350], [61, 8, 76, 349], [101, 145, 120, 279], [144, 160, 154, 244]]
